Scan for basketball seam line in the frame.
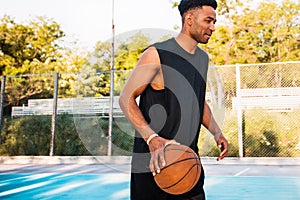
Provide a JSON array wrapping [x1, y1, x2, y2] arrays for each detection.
[[161, 163, 200, 190], [161, 157, 200, 171]]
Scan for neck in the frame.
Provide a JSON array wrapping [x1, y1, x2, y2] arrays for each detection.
[[175, 33, 198, 54]]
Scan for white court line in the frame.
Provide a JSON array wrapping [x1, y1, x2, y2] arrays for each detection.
[[0, 176, 29, 185], [35, 180, 94, 198], [0, 180, 54, 197], [234, 168, 250, 176], [0, 174, 51, 186], [110, 188, 130, 200]]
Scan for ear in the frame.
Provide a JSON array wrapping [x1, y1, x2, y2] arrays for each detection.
[[184, 11, 193, 26]]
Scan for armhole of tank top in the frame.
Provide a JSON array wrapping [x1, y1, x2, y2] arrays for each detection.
[[149, 45, 165, 92]]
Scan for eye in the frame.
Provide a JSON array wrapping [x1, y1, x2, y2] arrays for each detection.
[[205, 17, 216, 24]]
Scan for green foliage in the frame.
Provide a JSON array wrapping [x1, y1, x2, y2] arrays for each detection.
[[1, 0, 299, 107], [0, 115, 135, 156], [62, 117, 134, 156], [85, 117, 135, 156], [54, 114, 91, 156], [111, 118, 134, 155], [0, 15, 65, 75], [244, 109, 300, 157], [0, 1, 299, 157], [77, 31, 151, 97], [199, 111, 240, 157], [73, 117, 109, 156], [216, 0, 243, 16], [199, 109, 300, 157], [57, 52, 88, 98], [201, 0, 299, 65], [0, 116, 51, 155], [1, 109, 299, 157], [239, 64, 300, 89], [0, 15, 86, 106], [114, 32, 150, 71], [0, 16, 61, 106], [231, 0, 299, 63], [0, 115, 90, 156]]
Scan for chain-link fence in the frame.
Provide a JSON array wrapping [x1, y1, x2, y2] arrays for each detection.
[[199, 61, 300, 157], [0, 61, 299, 157]]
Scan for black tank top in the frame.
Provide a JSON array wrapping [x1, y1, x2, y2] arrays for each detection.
[[132, 38, 209, 173]]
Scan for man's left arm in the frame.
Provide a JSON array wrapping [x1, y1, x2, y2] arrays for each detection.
[[202, 101, 229, 161]]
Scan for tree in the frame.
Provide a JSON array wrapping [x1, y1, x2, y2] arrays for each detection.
[[0, 15, 64, 108], [171, 0, 299, 65], [202, 0, 299, 64], [0, 15, 65, 75], [115, 32, 150, 71], [230, 0, 299, 63], [80, 32, 152, 97], [0, 15, 87, 110]]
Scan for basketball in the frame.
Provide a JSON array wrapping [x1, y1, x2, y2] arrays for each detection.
[[154, 143, 201, 195]]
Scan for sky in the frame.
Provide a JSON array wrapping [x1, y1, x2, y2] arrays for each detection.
[[0, 0, 181, 50]]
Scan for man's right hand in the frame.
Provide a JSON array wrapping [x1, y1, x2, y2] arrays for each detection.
[[148, 137, 179, 176]]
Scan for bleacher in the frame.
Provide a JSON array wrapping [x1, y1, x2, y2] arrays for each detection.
[[232, 87, 300, 112], [11, 87, 300, 117], [11, 96, 124, 117], [12, 92, 211, 118]]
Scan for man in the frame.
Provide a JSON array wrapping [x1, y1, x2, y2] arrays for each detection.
[[119, 0, 228, 199]]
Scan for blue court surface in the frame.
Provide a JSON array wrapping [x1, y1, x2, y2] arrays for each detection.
[[1, 174, 300, 200], [0, 162, 300, 200]]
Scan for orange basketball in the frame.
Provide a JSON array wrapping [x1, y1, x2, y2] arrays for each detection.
[[154, 143, 201, 195]]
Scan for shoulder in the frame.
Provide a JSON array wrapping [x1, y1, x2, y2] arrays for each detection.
[[197, 47, 210, 63], [134, 46, 161, 74], [138, 46, 159, 65], [152, 38, 174, 51], [137, 38, 174, 67], [197, 47, 209, 59]]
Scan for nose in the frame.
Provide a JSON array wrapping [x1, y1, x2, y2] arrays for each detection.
[[210, 23, 215, 32]]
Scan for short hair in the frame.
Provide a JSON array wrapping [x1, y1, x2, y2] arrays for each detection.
[[178, 0, 218, 16]]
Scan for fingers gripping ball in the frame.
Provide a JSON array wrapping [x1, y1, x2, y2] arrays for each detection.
[[154, 144, 201, 195]]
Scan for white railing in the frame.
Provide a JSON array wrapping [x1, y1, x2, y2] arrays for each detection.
[[232, 87, 300, 112], [12, 96, 123, 117]]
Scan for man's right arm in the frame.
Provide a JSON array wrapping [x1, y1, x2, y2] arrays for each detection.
[[119, 46, 161, 140], [119, 46, 173, 176]]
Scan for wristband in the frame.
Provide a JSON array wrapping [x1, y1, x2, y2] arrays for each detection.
[[146, 133, 159, 145]]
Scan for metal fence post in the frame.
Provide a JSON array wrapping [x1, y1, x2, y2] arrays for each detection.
[[235, 64, 244, 158], [50, 72, 59, 156], [107, 0, 115, 156], [0, 76, 6, 144]]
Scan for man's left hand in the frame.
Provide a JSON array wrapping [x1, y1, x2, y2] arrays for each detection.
[[216, 134, 228, 161]]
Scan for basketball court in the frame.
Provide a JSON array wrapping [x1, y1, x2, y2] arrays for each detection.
[[1, 157, 300, 199]]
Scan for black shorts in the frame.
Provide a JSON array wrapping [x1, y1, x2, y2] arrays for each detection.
[[130, 165, 205, 200]]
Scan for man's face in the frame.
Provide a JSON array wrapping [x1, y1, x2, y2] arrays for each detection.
[[187, 6, 217, 44]]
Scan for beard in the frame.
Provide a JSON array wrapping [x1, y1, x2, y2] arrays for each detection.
[[191, 34, 209, 44], [190, 30, 211, 44]]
